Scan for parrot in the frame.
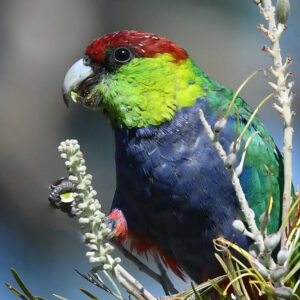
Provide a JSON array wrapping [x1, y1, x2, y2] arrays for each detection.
[[57, 30, 284, 283]]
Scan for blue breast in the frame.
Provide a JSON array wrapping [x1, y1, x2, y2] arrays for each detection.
[[112, 97, 249, 281]]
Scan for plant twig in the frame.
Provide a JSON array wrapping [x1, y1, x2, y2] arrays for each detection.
[[258, 0, 294, 245], [199, 110, 265, 254]]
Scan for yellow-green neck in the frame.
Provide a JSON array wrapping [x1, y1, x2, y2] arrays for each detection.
[[93, 54, 207, 128]]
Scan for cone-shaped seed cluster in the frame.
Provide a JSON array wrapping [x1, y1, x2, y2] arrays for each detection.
[[58, 139, 121, 271]]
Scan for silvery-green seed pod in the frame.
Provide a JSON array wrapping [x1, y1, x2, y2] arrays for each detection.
[[270, 265, 289, 281], [229, 139, 241, 154], [274, 286, 293, 299], [276, 0, 290, 24], [225, 153, 236, 167], [232, 220, 246, 233], [214, 118, 227, 133], [259, 211, 270, 233], [277, 247, 289, 265], [249, 244, 259, 258], [252, 258, 270, 279], [264, 231, 281, 251]]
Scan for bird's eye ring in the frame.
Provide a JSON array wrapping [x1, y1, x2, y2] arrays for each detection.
[[113, 47, 132, 64], [83, 54, 92, 66]]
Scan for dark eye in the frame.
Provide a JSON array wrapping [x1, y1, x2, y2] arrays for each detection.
[[83, 54, 92, 66], [113, 47, 132, 63]]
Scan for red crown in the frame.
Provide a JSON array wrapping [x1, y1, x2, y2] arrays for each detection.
[[85, 30, 188, 64]]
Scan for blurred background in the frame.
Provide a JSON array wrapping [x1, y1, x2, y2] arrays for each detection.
[[0, 0, 299, 299]]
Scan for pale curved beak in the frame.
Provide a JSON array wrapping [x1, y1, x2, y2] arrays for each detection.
[[62, 58, 94, 107]]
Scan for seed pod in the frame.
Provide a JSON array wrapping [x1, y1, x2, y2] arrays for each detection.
[[259, 211, 270, 233], [214, 118, 227, 133], [225, 153, 236, 167], [249, 244, 259, 258], [277, 247, 289, 265], [232, 220, 246, 233], [264, 231, 281, 252], [60, 192, 75, 203], [276, 0, 290, 24], [274, 287, 293, 299], [270, 265, 289, 281], [252, 258, 270, 279], [229, 139, 241, 153]]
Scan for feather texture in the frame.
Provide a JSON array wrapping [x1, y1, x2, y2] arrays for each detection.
[[112, 90, 283, 281]]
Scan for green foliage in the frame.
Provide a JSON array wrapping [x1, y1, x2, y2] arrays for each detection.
[[80, 289, 101, 300], [6, 268, 47, 300], [6, 268, 102, 300]]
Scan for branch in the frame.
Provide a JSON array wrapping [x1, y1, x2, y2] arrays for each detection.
[[199, 110, 265, 254], [258, 0, 294, 245]]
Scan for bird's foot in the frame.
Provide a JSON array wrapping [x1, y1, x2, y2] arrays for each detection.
[[106, 209, 128, 241], [103, 216, 118, 239], [48, 177, 78, 217]]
